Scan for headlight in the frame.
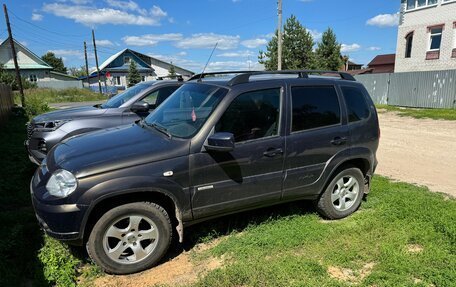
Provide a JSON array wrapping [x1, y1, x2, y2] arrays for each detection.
[[46, 169, 78, 198], [35, 120, 71, 131]]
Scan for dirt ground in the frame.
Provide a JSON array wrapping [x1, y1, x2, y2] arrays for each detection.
[[376, 111, 456, 197]]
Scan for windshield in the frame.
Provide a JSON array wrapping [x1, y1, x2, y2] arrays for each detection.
[[144, 83, 228, 138], [102, 83, 152, 108]]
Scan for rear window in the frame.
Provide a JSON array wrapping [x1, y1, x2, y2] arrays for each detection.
[[291, 86, 341, 132], [341, 87, 370, 122]]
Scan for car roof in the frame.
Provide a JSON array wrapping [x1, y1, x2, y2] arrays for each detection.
[[187, 70, 357, 88]]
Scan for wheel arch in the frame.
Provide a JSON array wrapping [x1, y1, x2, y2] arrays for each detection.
[[81, 189, 185, 245]]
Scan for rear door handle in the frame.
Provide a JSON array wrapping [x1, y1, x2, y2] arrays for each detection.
[[263, 148, 283, 157], [331, 137, 347, 146]]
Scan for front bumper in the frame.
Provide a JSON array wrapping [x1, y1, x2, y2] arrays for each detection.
[[30, 180, 88, 245]]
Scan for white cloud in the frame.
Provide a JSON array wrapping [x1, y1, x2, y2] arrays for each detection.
[[175, 33, 240, 50], [366, 13, 399, 27], [241, 38, 267, 49], [31, 13, 43, 21], [307, 29, 322, 40], [367, 46, 381, 51], [49, 49, 83, 58], [43, 3, 167, 26], [105, 0, 146, 14], [95, 39, 115, 47], [341, 43, 361, 52], [217, 50, 255, 58], [206, 61, 264, 72], [176, 51, 187, 56], [150, 5, 167, 17], [122, 33, 183, 46]]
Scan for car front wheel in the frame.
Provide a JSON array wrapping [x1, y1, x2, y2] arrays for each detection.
[[316, 167, 364, 219], [87, 202, 172, 274]]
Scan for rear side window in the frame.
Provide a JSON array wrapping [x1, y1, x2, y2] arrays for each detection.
[[341, 87, 370, 122], [291, 86, 340, 132]]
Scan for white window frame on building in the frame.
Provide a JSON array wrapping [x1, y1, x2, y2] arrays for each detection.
[[428, 25, 443, 51], [141, 76, 146, 82], [124, 56, 131, 64], [406, 0, 438, 11], [114, 76, 121, 86], [29, 74, 37, 82]]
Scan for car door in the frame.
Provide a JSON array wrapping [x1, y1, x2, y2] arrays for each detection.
[[282, 84, 349, 199], [190, 86, 286, 219], [122, 85, 179, 124]]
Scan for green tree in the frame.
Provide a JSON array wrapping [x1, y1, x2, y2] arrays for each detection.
[[41, 52, 67, 74], [68, 66, 87, 78], [315, 28, 343, 71], [168, 63, 176, 78], [259, 15, 315, 70], [127, 61, 141, 87]]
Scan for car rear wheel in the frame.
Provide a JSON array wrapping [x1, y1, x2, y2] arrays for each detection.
[[87, 202, 172, 274], [316, 167, 364, 219]]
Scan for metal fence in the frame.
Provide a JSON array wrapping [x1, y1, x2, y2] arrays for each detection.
[[355, 69, 456, 109], [37, 80, 83, 90], [0, 84, 13, 126]]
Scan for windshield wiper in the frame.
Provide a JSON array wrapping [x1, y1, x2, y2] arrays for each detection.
[[148, 122, 172, 138]]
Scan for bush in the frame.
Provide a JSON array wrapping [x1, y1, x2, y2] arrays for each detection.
[[24, 92, 51, 119], [38, 236, 81, 287]]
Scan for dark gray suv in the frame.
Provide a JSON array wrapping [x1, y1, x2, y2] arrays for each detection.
[[30, 71, 379, 274], [26, 80, 182, 164]]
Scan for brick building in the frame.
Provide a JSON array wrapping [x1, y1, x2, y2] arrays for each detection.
[[395, 0, 456, 73]]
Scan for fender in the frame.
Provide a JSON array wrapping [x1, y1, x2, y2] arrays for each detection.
[[77, 175, 192, 241]]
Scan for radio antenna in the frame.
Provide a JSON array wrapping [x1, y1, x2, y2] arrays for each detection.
[[198, 42, 218, 82]]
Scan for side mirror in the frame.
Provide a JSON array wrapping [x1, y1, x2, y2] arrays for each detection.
[[205, 132, 235, 152], [131, 101, 150, 113]]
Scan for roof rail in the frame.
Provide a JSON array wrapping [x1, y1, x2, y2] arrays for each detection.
[[227, 70, 356, 86], [188, 71, 261, 82]]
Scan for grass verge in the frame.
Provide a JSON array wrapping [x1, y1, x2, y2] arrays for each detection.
[[14, 88, 107, 105], [180, 177, 455, 287], [0, 110, 97, 287], [376, 104, 456, 121]]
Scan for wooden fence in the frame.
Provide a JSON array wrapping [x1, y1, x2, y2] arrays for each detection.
[[0, 84, 14, 126]]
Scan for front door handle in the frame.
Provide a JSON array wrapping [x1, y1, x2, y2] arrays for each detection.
[[331, 137, 347, 146], [263, 148, 283, 157]]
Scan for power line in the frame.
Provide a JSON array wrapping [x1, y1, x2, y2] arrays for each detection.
[[8, 8, 88, 38]]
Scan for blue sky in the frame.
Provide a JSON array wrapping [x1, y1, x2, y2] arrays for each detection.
[[2, 0, 401, 73]]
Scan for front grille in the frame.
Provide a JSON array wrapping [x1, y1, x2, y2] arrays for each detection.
[[26, 122, 34, 139]]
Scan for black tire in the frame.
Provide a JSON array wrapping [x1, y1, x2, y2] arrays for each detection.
[[316, 167, 364, 220], [87, 202, 172, 274]]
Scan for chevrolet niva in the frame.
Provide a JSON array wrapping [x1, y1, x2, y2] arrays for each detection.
[[31, 71, 379, 274]]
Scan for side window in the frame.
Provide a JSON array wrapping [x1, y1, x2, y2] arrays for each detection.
[[291, 86, 340, 132], [142, 90, 159, 105], [216, 88, 281, 143], [341, 87, 370, 123], [142, 86, 179, 107]]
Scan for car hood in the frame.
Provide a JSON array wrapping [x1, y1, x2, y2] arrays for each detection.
[[32, 105, 106, 123], [47, 123, 189, 178]]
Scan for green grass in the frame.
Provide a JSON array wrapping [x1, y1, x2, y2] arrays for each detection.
[[180, 177, 455, 287], [14, 87, 107, 105], [0, 109, 46, 286], [376, 104, 456, 121], [0, 110, 95, 287]]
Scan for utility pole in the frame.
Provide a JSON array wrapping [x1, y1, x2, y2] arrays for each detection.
[[3, 4, 25, 107], [83, 41, 90, 87], [277, 0, 283, 71], [92, 29, 102, 95]]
